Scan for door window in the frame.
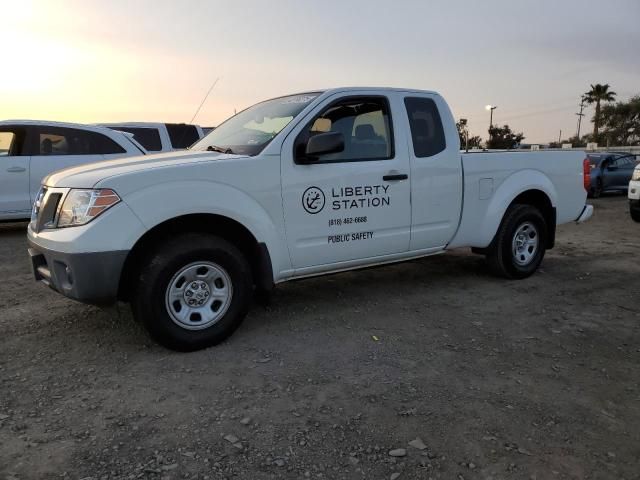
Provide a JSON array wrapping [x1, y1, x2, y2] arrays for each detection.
[[34, 127, 126, 156], [0, 129, 26, 156], [295, 97, 393, 163], [109, 126, 162, 151], [616, 156, 634, 167], [0, 132, 15, 156], [404, 97, 446, 157]]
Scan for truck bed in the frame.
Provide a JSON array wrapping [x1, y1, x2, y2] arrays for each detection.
[[448, 150, 587, 249]]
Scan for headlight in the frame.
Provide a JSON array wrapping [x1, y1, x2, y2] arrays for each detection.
[[57, 189, 121, 227], [632, 169, 640, 181]]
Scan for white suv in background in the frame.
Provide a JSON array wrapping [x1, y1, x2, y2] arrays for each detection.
[[100, 122, 205, 153], [0, 120, 146, 221], [629, 163, 640, 222]]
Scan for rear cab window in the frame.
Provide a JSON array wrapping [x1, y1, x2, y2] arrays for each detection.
[[166, 124, 200, 149], [109, 126, 163, 152], [404, 97, 446, 157]]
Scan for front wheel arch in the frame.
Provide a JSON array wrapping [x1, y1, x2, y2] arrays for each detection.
[[132, 232, 253, 351], [118, 214, 273, 302]]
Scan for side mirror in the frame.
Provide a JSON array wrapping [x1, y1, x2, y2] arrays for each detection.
[[305, 132, 344, 160]]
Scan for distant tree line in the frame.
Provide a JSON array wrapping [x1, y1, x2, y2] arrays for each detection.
[[487, 125, 524, 149], [551, 87, 639, 147], [457, 83, 639, 150], [457, 120, 524, 150], [584, 83, 616, 142], [599, 94, 640, 146], [559, 84, 639, 147], [456, 119, 483, 149]]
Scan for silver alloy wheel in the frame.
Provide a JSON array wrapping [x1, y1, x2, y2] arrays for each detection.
[[511, 221, 539, 266], [165, 261, 233, 330]]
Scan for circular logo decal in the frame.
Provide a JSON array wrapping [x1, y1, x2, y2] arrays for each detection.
[[302, 186, 325, 214]]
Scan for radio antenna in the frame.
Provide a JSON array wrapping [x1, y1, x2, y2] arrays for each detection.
[[189, 77, 220, 124]]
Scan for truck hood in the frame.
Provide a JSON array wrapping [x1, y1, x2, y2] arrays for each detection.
[[44, 150, 247, 188]]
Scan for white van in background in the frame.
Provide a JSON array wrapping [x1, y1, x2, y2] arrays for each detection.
[[0, 120, 146, 221], [100, 122, 205, 153]]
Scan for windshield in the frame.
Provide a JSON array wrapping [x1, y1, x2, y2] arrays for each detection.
[[192, 92, 322, 156]]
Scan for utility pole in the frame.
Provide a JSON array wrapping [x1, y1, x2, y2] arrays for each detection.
[[575, 96, 586, 140], [486, 105, 497, 144]]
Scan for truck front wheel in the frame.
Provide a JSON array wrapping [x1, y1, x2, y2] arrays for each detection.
[[132, 233, 253, 351], [486, 204, 547, 279]]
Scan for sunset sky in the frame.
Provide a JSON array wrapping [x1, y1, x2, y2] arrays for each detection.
[[1, 0, 639, 143]]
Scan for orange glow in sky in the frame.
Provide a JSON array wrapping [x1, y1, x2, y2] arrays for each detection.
[[0, 0, 240, 126], [1, 0, 639, 142]]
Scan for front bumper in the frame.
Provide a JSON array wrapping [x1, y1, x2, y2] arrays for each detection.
[[576, 204, 594, 224], [28, 239, 128, 305]]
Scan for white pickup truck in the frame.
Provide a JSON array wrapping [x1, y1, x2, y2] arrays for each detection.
[[27, 87, 593, 351]]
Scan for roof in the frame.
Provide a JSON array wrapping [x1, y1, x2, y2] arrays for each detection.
[[0, 119, 117, 134], [246, 87, 440, 105], [98, 122, 201, 128], [324, 86, 439, 95], [99, 122, 168, 128], [588, 151, 636, 158]]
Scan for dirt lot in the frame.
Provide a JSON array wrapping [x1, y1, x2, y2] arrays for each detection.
[[1, 196, 639, 480]]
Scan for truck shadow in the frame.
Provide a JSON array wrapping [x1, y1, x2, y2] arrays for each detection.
[[14, 248, 602, 355], [0, 221, 29, 233]]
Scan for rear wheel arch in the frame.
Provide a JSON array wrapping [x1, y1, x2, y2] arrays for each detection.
[[118, 213, 273, 302], [508, 189, 556, 249], [485, 203, 548, 279], [474, 188, 556, 255]]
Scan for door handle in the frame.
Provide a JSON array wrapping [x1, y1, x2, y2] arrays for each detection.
[[7, 166, 26, 173], [383, 173, 408, 181]]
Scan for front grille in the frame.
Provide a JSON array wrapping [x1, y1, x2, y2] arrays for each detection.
[[31, 188, 64, 233]]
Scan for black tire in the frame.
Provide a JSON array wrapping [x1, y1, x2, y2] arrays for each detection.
[[132, 233, 252, 351], [631, 208, 640, 223], [486, 204, 548, 279]]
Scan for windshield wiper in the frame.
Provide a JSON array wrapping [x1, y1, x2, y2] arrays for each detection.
[[206, 145, 233, 154]]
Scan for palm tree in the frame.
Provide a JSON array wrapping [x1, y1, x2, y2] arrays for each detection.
[[584, 84, 616, 142]]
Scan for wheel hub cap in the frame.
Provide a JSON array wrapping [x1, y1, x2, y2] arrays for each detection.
[[511, 222, 539, 266], [165, 262, 233, 330], [184, 280, 210, 306]]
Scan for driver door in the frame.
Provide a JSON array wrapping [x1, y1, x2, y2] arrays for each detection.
[[280, 92, 412, 272]]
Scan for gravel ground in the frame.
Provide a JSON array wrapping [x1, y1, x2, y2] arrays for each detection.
[[1, 195, 639, 480]]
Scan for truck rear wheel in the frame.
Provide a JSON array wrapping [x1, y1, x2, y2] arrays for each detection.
[[486, 204, 547, 279], [132, 233, 252, 351]]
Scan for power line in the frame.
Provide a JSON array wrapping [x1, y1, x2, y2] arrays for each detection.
[[461, 101, 577, 122]]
